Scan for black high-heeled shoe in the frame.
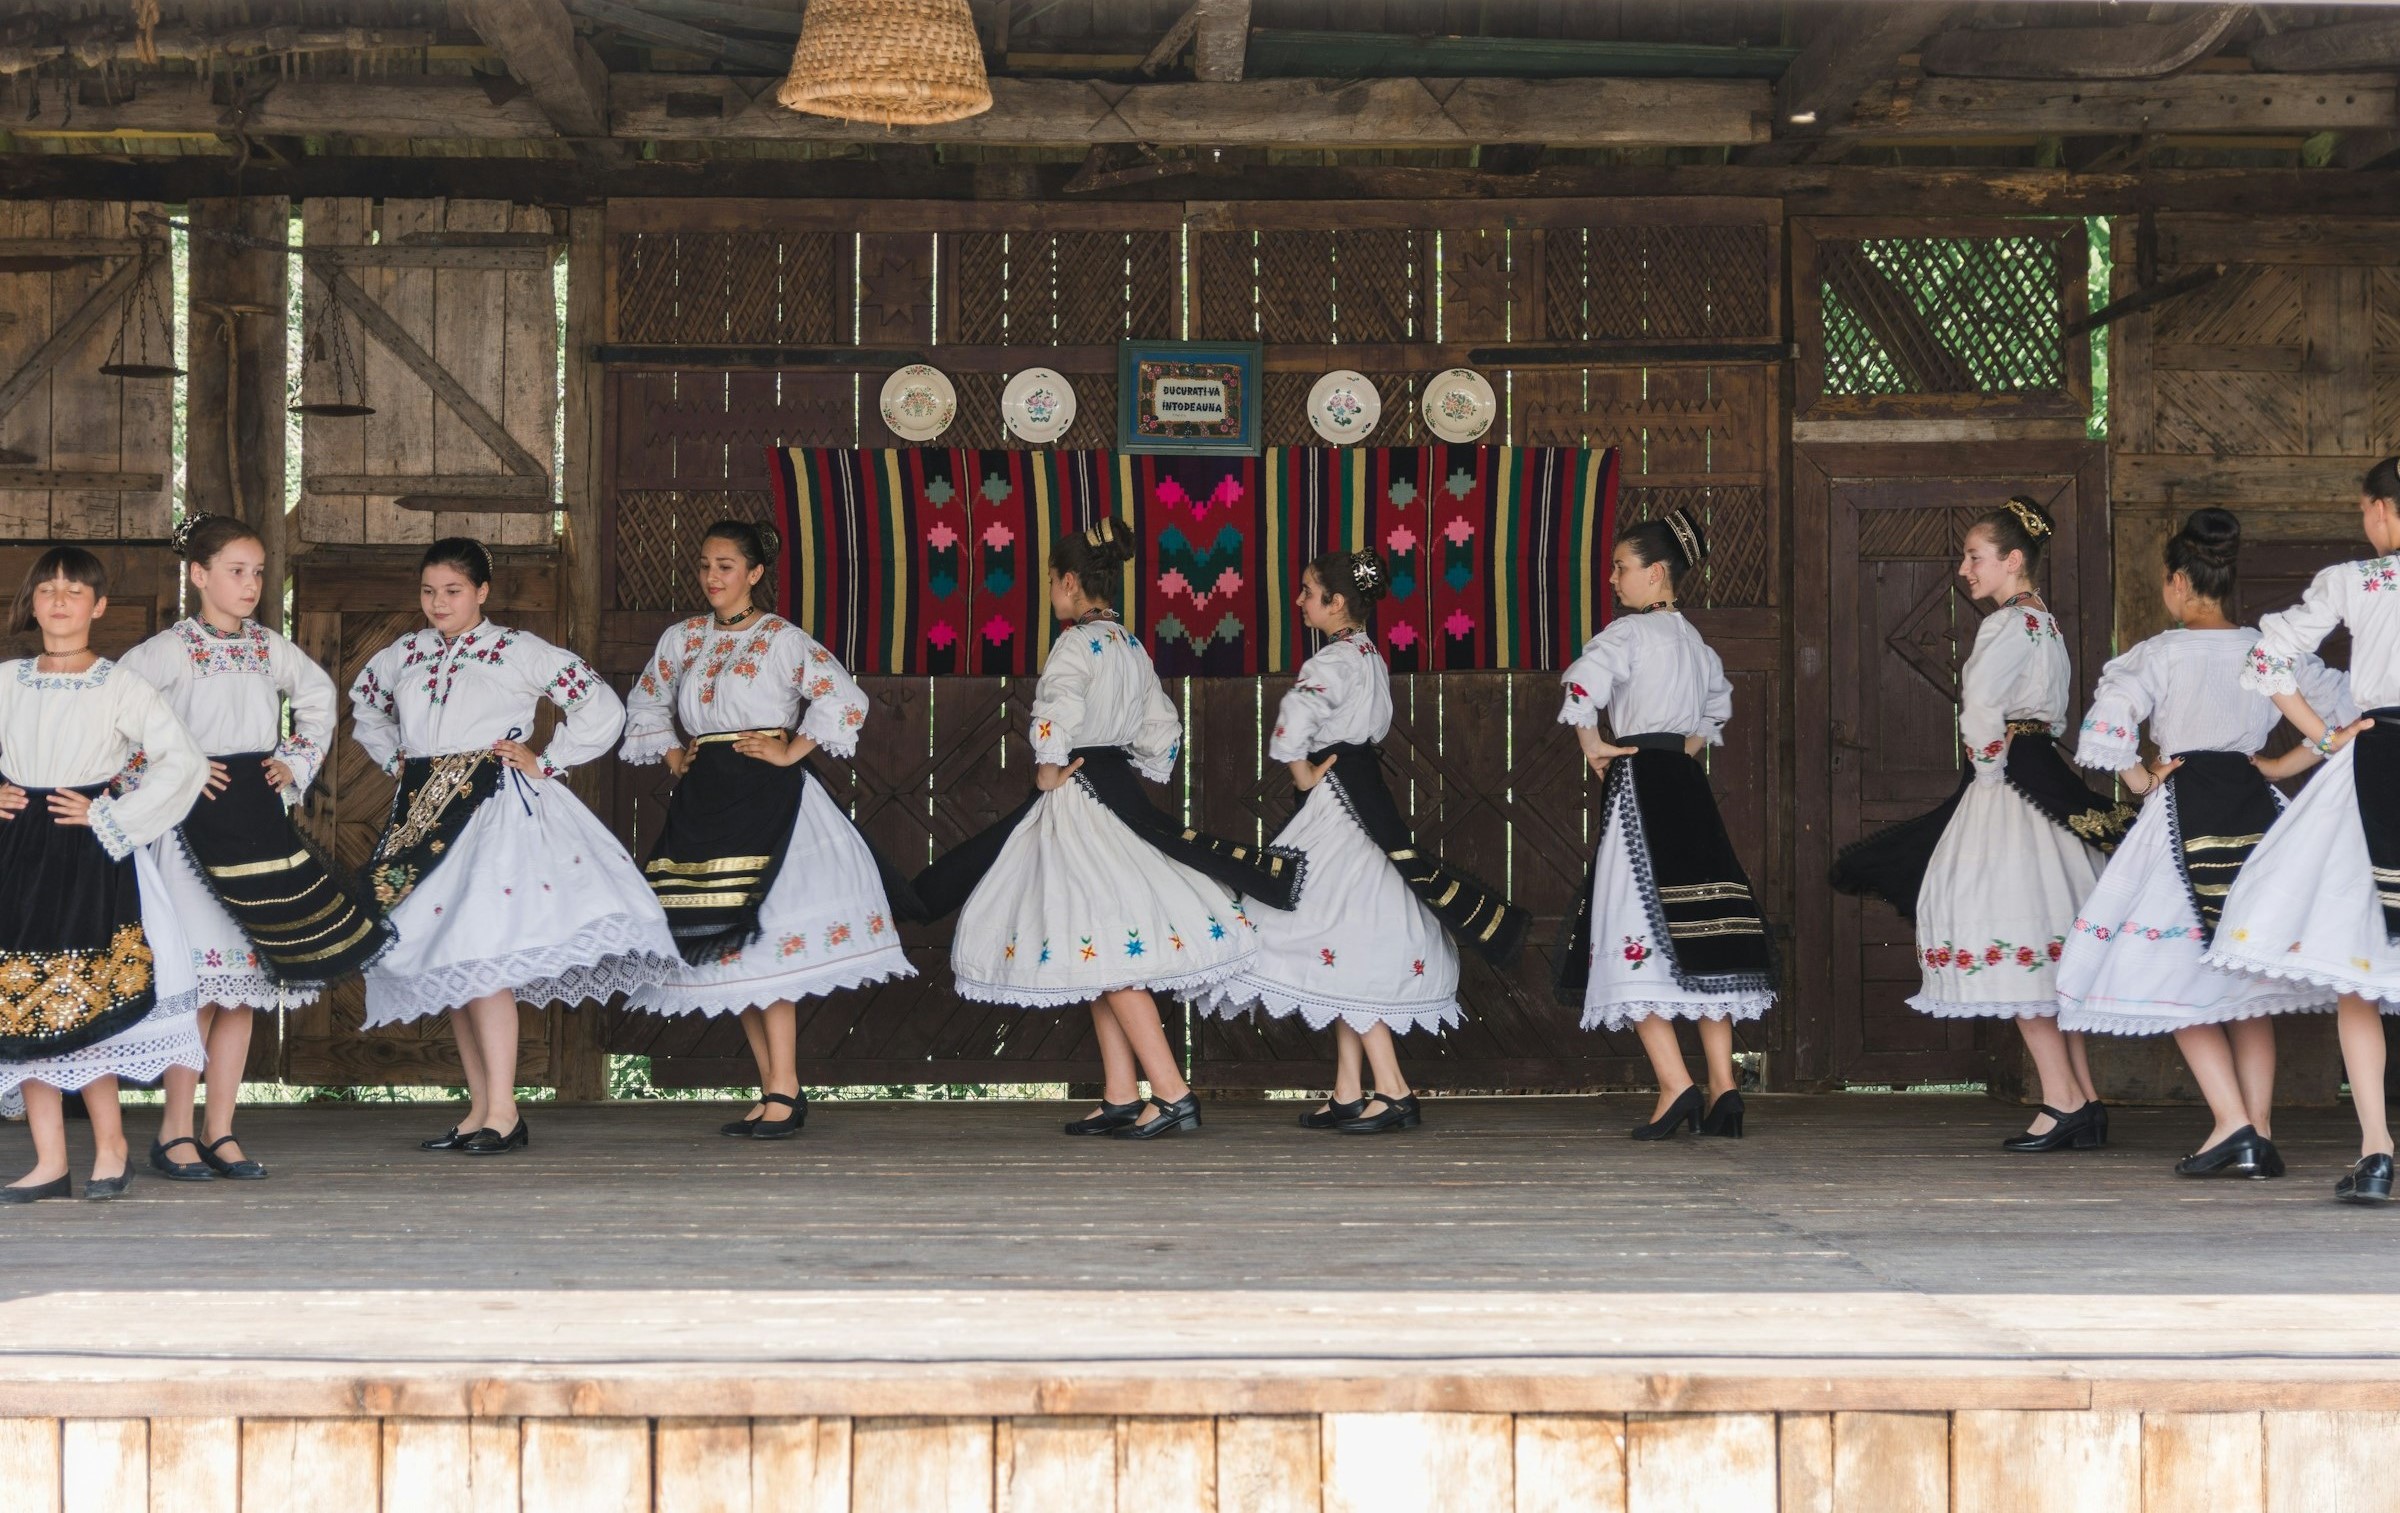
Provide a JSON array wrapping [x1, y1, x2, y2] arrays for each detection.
[[1111, 1093, 1201, 1140], [2175, 1125, 2282, 1179], [1300, 1096, 1368, 1130], [1064, 1098, 1148, 1136], [419, 1126, 468, 1152], [1629, 1086, 1703, 1141], [201, 1135, 268, 1180], [1697, 1090, 1746, 1138], [0, 1175, 71, 1205], [459, 1119, 530, 1156], [2088, 1098, 2110, 1147], [1339, 1094, 1420, 1134], [749, 1091, 807, 1141], [2336, 1152, 2395, 1204], [149, 1136, 217, 1182], [2001, 1103, 2101, 1153]]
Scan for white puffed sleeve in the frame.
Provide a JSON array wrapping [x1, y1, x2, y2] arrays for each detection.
[[270, 628, 339, 797], [790, 628, 870, 759], [2072, 640, 2152, 771], [1028, 631, 1090, 768], [2245, 565, 2348, 697], [1698, 642, 1733, 748], [1268, 646, 1345, 764], [1129, 674, 1182, 784], [348, 640, 407, 775], [2296, 652, 2359, 730], [517, 633, 624, 777], [112, 629, 187, 706], [88, 676, 206, 860], [1958, 611, 2026, 786], [1557, 623, 1634, 730], [619, 623, 687, 766]]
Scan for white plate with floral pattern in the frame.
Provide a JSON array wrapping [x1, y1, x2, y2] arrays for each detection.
[[1001, 366, 1077, 444], [1306, 370, 1381, 445], [879, 364, 957, 442], [1420, 367, 1496, 443]]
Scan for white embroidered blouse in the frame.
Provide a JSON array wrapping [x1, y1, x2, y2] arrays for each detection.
[[0, 659, 206, 860], [117, 618, 339, 797], [1028, 618, 1182, 782], [1958, 605, 2072, 785], [348, 620, 622, 779], [2075, 626, 2353, 771], [2244, 557, 2400, 711], [1268, 632, 1392, 763], [1556, 611, 1732, 745], [619, 614, 870, 764]]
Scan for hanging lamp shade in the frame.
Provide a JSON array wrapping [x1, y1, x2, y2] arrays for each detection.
[[775, 0, 993, 127]]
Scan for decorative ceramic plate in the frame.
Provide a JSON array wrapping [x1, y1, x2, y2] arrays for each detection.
[[879, 364, 957, 442], [1306, 370, 1381, 445], [1420, 367, 1496, 443], [1002, 366, 1078, 444]]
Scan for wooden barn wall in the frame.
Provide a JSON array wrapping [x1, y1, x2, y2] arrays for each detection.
[[592, 198, 1783, 1093]]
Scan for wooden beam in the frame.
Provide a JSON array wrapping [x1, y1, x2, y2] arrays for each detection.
[[565, 0, 790, 72], [1836, 73, 2400, 139], [0, 469, 166, 492], [305, 473, 550, 497], [1753, 2, 1967, 164], [1919, 5, 2245, 81], [1138, 5, 1202, 78], [186, 196, 290, 629], [2250, 17, 2400, 74], [312, 246, 555, 271], [555, 204, 609, 1103], [310, 261, 551, 479], [0, 256, 146, 428], [1192, 0, 1250, 83], [465, 0, 612, 139], [13, 77, 557, 140], [2061, 264, 2224, 341]]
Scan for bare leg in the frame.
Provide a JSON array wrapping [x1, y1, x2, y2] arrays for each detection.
[[8, 1083, 68, 1187], [1633, 1016, 1695, 1121], [1107, 990, 1191, 1128], [2015, 1017, 2086, 1134], [464, 992, 523, 1135], [2229, 1015, 2278, 1140], [735, 1006, 771, 1120], [1697, 1017, 1739, 1103], [1087, 999, 1140, 1110], [157, 1002, 219, 1146], [1357, 1024, 1412, 1117], [762, 1000, 800, 1102], [2172, 1024, 2252, 1150], [81, 1078, 127, 1182], [2064, 1029, 2100, 1106], [450, 1005, 491, 1133], [1320, 1022, 1366, 1112], [2337, 994, 2391, 1159], [200, 1006, 255, 1159]]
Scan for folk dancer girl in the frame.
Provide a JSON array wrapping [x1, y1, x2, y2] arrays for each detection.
[[1834, 497, 2131, 1152], [351, 537, 678, 1156], [619, 520, 917, 1140], [1199, 549, 1529, 1134], [2056, 508, 2350, 1180], [914, 519, 1304, 1140], [119, 515, 393, 1183], [1557, 506, 1779, 1141], [0, 548, 208, 1202], [2204, 458, 2400, 1205]]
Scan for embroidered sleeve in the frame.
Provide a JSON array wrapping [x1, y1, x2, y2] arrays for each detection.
[[272, 630, 340, 796], [113, 629, 185, 701], [2244, 565, 2349, 697], [90, 675, 207, 857], [1557, 625, 1633, 730], [791, 630, 870, 759], [2072, 642, 2150, 771], [110, 745, 149, 797], [349, 645, 406, 775], [1698, 644, 1733, 749], [1130, 672, 1183, 784], [529, 635, 625, 774], [1027, 633, 1092, 767], [1267, 649, 1342, 764], [619, 625, 685, 766], [1958, 611, 2021, 785]]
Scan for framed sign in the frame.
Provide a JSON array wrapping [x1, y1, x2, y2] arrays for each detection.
[[1117, 340, 1263, 455]]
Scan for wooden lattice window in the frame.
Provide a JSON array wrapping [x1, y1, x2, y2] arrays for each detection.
[[1795, 219, 2089, 422]]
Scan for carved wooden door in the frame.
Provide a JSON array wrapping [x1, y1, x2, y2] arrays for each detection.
[[1794, 441, 2107, 1088]]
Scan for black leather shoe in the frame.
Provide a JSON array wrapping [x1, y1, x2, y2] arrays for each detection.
[[719, 1109, 764, 1138], [2088, 1098, 2110, 1147], [1339, 1094, 1421, 1134], [149, 1137, 216, 1182], [83, 1171, 131, 1201], [1630, 1086, 1703, 1141], [2175, 1126, 2282, 1179], [2336, 1152, 2396, 1204], [0, 1176, 71, 1205], [1697, 1090, 1746, 1138], [1111, 1093, 1201, 1140], [2001, 1103, 2101, 1153], [459, 1119, 530, 1156], [1300, 1096, 1367, 1130], [200, 1135, 267, 1180], [750, 1091, 807, 1141], [419, 1126, 468, 1152], [1064, 1098, 1148, 1136]]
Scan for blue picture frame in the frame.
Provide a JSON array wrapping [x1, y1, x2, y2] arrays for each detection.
[[1116, 340, 1263, 456]]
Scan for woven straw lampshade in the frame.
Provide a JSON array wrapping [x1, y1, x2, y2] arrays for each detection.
[[777, 0, 993, 127]]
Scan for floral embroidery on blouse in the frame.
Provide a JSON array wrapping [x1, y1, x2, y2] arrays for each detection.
[[1921, 937, 2065, 972], [177, 619, 274, 677], [403, 627, 518, 705], [1622, 936, 1651, 969], [2020, 612, 2057, 643], [13, 658, 115, 691], [355, 664, 394, 716], [2359, 557, 2399, 592], [2072, 916, 2194, 943], [2078, 717, 2130, 741], [548, 660, 598, 709], [1971, 736, 2006, 764]]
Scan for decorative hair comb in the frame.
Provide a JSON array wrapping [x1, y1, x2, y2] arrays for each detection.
[[1665, 506, 1704, 567], [1084, 517, 1118, 548], [170, 512, 214, 556], [1348, 549, 1384, 592], [2003, 498, 2052, 538]]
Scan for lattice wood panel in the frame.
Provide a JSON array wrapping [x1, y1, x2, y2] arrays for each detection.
[[942, 231, 1178, 346], [615, 231, 845, 345], [610, 489, 775, 613], [1542, 223, 1774, 341]]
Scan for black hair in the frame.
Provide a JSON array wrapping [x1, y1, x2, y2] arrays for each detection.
[[1619, 505, 1709, 583], [1306, 548, 1389, 629], [420, 535, 492, 588], [2164, 507, 2240, 605], [11, 546, 109, 634], [1971, 494, 2056, 573], [172, 512, 263, 568], [1051, 517, 1134, 606], [700, 517, 780, 570], [2367, 457, 2400, 506]]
